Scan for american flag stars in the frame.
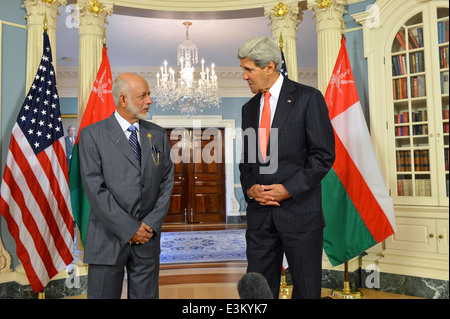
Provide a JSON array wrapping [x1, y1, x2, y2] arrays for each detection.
[[17, 41, 63, 155]]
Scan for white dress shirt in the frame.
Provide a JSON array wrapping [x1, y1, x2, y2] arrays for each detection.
[[114, 111, 140, 144], [258, 74, 284, 126]]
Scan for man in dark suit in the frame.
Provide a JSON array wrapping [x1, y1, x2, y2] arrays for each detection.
[[238, 36, 335, 299], [79, 73, 174, 299], [64, 125, 76, 167]]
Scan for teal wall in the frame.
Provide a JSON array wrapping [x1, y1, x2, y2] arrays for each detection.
[[0, 1, 28, 269], [344, 0, 377, 128]]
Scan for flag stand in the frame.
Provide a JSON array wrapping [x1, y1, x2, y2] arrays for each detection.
[[331, 262, 363, 299], [38, 291, 45, 299], [279, 267, 293, 299]]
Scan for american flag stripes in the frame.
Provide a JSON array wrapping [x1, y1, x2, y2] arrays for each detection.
[[0, 32, 74, 293]]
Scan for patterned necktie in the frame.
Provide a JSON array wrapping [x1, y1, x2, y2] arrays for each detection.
[[128, 125, 141, 165], [259, 91, 271, 161]]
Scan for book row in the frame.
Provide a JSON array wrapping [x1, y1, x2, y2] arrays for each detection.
[[439, 46, 448, 69], [393, 76, 426, 100], [444, 109, 449, 134], [437, 20, 449, 44], [394, 110, 429, 124], [395, 28, 423, 51], [397, 178, 431, 197], [441, 71, 449, 94], [396, 150, 430, 172], [445, 147, 449, 172], [392, 52, 425, 76], [395, 124, 429, 137]]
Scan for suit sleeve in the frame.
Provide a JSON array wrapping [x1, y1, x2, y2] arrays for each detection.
[[239, 102, 258, 202], [282, 89, 335, 203], [141, 131, 174, 234], [79, 127, 141, 246]]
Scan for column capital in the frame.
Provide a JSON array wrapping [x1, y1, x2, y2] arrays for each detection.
[[23, 0, 67, 28], [76, 0, 114, 37], [264, 2, 303, 38], [22, 0, 67, 88], [307, 0, 346, 32]]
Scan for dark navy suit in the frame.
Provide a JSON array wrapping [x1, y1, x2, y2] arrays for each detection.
[[239, 77, 335, 298]]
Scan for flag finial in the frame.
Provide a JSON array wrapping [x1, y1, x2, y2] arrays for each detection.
[[102, 29, 107, 46], [43, 12, 48, 32]]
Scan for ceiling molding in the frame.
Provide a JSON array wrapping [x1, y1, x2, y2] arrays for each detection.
[[109, 0, 298, 12]]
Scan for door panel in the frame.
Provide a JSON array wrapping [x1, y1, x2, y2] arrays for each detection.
[[164, 128, 225, 223], [165, 129, 188, 223]]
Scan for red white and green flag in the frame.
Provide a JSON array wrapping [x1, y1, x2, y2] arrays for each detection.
[[69, 45, 116, 246], [322, 37, 396, 266]]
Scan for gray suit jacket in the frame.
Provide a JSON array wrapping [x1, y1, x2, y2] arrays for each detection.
[[79, 113, 174, 265]]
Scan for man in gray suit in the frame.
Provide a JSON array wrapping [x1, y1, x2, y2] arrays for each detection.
[[238, 37, 335, 299], [79, 73, 174, 299], [64, 125, 76, 167]]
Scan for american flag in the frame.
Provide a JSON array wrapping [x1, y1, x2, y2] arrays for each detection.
[[280, 49, 289, 79], [0, 32, 74, 293]]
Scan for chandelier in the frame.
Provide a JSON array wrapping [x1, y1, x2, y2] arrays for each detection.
[[154, 22, 221, 118]]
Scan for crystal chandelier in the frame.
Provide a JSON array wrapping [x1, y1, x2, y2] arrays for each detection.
[[154, 22, 221, 118]]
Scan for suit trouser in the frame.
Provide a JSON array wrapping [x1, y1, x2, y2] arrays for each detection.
[[246, 212, 323, 299], [87, 245, 160, 299]]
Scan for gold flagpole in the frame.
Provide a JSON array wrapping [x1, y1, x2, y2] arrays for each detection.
[[102, 29, 107, 46], [331, 262, 363, 299], [329, 20, 363, 299], [38, 14, 48, 300]]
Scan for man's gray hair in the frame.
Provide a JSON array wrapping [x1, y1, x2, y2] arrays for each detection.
[[112, 76, 131, 106], [237, 36, 282, 71]]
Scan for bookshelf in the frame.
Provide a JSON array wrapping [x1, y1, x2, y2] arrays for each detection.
[[354, 0, 449, 282], [389, 7, 449, 206]]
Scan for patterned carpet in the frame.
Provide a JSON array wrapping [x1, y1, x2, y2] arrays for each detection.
[[160, 229, 247, 264]]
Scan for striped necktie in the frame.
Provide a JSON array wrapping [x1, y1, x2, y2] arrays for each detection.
[[259, 91, 271, 161], [128, 125, 141, 165]]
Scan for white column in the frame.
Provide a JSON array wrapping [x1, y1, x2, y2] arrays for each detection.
[[23, 0, 67, 89], [76, 0, 113, 122], [307, 0, 346, 94], [265, 2, 303, 82], [73, 0, 113, 255]]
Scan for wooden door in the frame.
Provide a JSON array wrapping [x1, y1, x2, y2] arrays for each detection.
[[164, 128, 225, 223]]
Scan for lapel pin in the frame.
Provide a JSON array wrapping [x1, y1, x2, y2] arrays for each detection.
[[287, 99, 292, 103]]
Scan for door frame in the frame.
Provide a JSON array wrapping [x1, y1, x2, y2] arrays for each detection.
[[151, 115, 241, 222]]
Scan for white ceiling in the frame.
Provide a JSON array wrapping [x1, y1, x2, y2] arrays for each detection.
[[55, 6, 318, 70]]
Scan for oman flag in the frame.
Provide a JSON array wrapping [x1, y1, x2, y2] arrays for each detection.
[[322, 37, 396, 266], [69, 45, 116, 246]]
